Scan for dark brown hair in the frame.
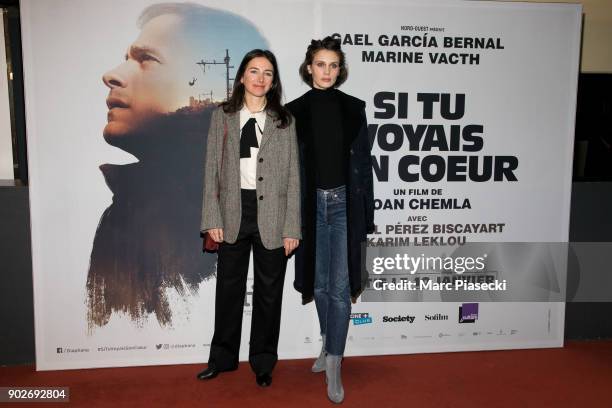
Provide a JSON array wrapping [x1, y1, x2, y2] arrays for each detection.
[[221, 49, 291, 128], [298, 36, 347, 88]]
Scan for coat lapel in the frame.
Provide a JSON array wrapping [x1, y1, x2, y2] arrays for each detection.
[[338, 90, 362, 146]]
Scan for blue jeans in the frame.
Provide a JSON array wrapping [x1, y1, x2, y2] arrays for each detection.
[[315, 185, 351, 357]]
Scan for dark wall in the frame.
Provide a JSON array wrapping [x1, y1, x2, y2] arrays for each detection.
[[573, 74, 612, 181], [3, 5, 28, 184], [565, 182, 612, 340], [0, 183, 34, 365]]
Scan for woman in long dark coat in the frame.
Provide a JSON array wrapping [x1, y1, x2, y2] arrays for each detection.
[[287, 36, 375, 404]]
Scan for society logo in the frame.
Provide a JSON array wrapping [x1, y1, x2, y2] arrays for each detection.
[[382, 315, 415, 323]]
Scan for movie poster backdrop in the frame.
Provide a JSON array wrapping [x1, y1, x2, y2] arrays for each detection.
[[21, 0, 580, 369]]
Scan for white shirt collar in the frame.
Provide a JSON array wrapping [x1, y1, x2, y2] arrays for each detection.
[[240, 104, 267, 131]]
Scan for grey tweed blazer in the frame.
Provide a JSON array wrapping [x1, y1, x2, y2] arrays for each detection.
[[201, 107, 301, 249]]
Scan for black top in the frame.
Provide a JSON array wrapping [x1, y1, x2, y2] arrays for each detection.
[[310, 88, 346, 189], [287, 88, 374, 301]]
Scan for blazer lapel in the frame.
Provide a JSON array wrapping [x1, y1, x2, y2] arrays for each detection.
[[259, 112, 276, 151]]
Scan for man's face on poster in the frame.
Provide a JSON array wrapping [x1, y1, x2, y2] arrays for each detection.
[[102, 14, 186, 139]]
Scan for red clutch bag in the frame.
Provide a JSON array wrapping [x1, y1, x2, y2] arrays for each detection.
[[203, 232, 219, 252]]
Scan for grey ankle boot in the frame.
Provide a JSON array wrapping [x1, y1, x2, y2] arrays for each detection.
[[325, 354, 344, 404], [312, 335, 326, 373]]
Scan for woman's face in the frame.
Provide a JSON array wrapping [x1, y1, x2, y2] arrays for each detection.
[[308, 49, 340, 90], [240, 56, 274, 98]]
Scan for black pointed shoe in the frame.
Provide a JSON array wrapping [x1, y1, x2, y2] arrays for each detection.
[[196, 366, 219, 380], [256, 373, 272, 387]]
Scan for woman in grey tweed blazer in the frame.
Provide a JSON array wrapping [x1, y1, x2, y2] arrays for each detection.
[[197, 50, 301, 387]]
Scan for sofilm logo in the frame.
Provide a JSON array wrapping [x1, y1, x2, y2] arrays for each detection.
[[350, 312, 372, 325], [382, 315, 415, 323], [459, 303, 479, 323], [424, 313, 448, 321]]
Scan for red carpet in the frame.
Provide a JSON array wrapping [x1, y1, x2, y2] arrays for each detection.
[[1, 341, 610, 407]]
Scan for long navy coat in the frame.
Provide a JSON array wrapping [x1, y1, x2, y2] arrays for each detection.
[[287, 89, 375, 303]]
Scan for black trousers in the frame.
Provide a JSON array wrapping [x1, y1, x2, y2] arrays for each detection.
[[208, 189, 287, 375]]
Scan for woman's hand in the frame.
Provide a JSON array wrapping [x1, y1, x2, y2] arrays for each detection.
[[283, 238, 299, 256], [208, 228, 224, 243]]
